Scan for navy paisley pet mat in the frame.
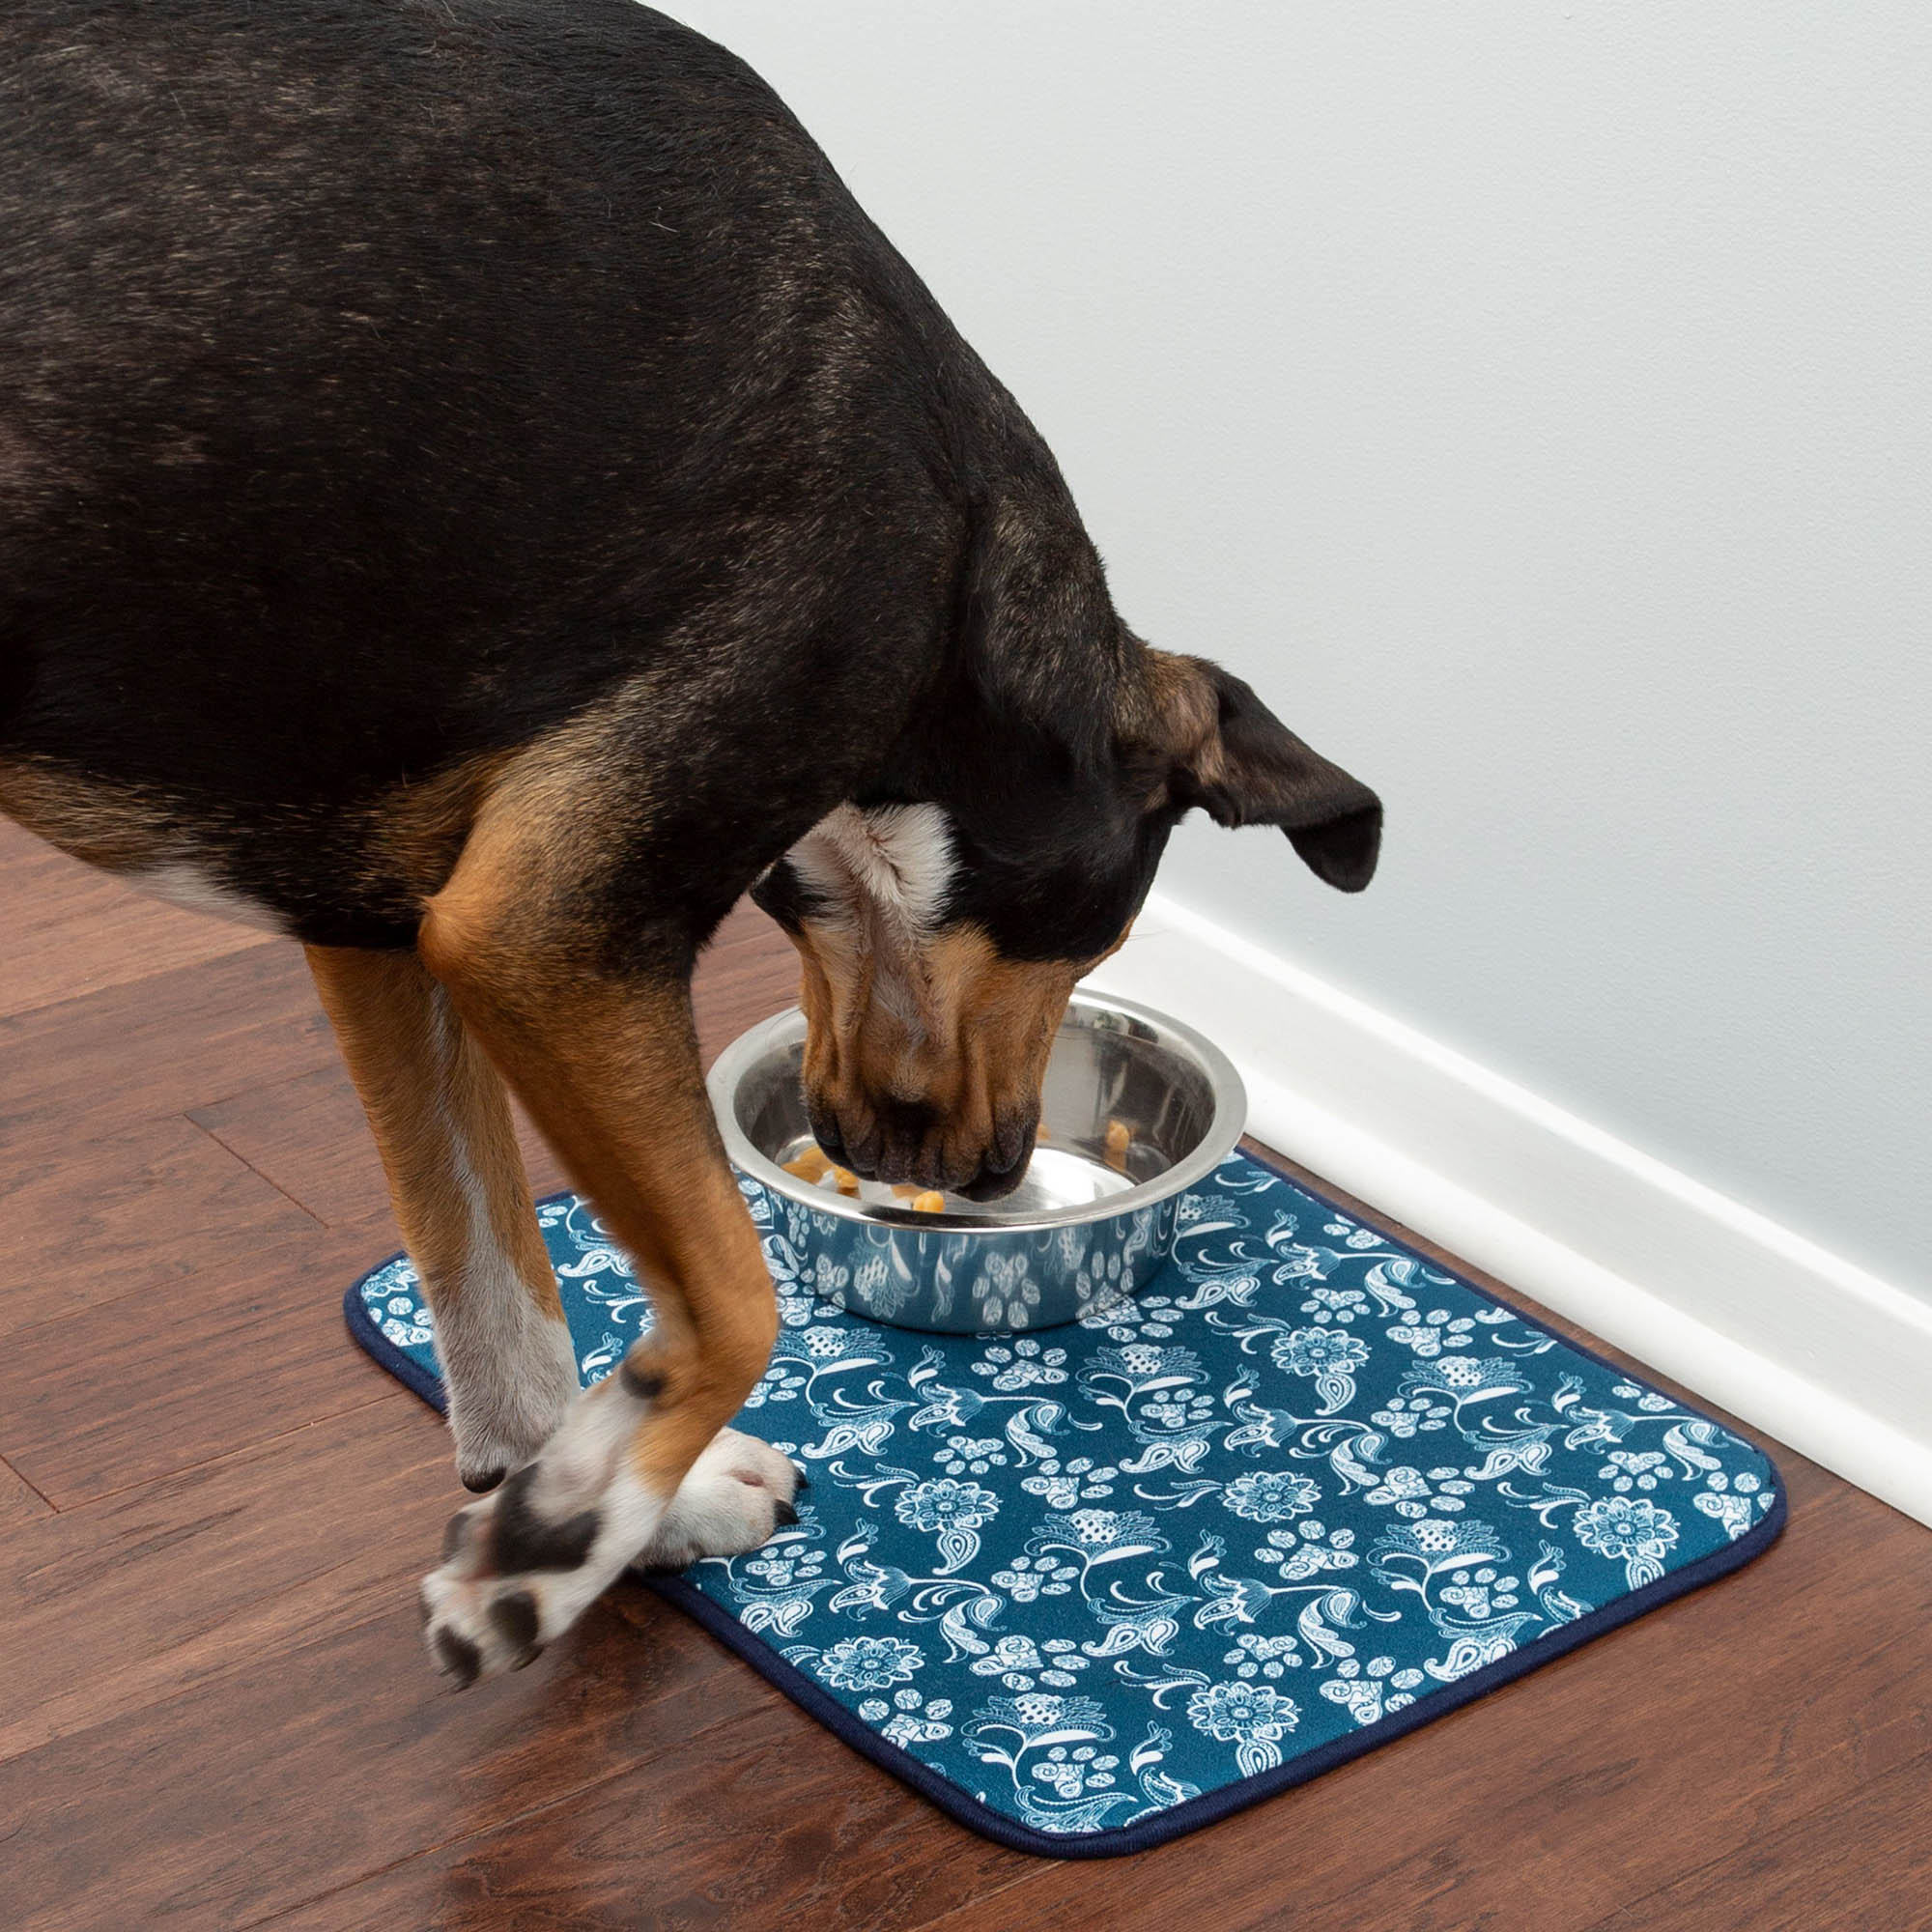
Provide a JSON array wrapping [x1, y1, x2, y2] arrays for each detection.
[[346, 1150, 1783, 1859]]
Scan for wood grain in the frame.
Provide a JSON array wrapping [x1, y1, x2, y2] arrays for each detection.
[[0, 1112, 322, 1338], [0, 1211, 401, 1507], [0, 1456, 54, 1527], [0, 1397, 452, 1765], [262, 1692, 1039, 1932], [0, 1590, 757, 1930], [0, 818, 277, 1021], [0, 851, 1924, 1932], [185, 900, 793, 1234], [189, 1062, 574, 1229], [1581, 1753, 1932, 1932], [0, 942, 338, 1151]]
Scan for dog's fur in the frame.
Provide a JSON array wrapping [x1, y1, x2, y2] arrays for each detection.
[[0, 0, 1381, 1683]]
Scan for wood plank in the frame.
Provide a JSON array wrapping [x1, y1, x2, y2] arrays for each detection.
[[0, 1457, 54, 1527], [191, 1063, 571, 1229], [0, 896, 796, 1504], [0, 813, 70, 875], [0, 1520, 783, 1928], [262, 1690, 1038, 1932], [909, 1482, 1932, 1932], [1579, 1748, 1932, 1932], [0, 1211, 404, 1508], [0, 1396, 453, 1764], [0, 824, 276, 1021], [0, 942, 339, 1151], [9, 1409, 1914, 1932], [0, 1113, 322, 1338]]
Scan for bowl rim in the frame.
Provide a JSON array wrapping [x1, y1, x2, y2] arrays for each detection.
[[706, 989, 1248, 1234]]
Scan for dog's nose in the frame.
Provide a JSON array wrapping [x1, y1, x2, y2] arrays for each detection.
[[873, 1097, 937, 1184]]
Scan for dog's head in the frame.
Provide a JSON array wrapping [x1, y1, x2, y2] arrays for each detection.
[[752, 639, 1379, 1200]]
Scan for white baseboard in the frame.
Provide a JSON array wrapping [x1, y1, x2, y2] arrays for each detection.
[[1084, 893, 1932, 1529]]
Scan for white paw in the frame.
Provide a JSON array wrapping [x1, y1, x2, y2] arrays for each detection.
[[633, 1428, 805, 1573], [421, 1473, 647, 1682], [444, 1312, 582, 1494], [419, 1388, 800, 1686]]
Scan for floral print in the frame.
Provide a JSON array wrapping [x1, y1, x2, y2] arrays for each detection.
[[990, 1554, 1080, 1603], [1257, 1521, 1361, 1582], [1019, 1456, 1119, 1509], [1363, 1463, 1476, 1518], [1223, 1632, 1302, 1678], [1370, 1394, 1452, 1437], [1221, 1470, 1321, 1522], [1272, 1327, 1370, 1379], [1321, 1655, 1426, 1727], [363, 1264, 434, 1348], [806, 1634, 924, 1690], [969, 1634, 1090, 1690], [896, 1478, 999, 1534], [1387, 1308, 1478, 1357], [1187, 1682, 1300, 1775], [860, 1687, 953, 1747], [1300, 1284, 1369, 1324], [1187, 1679, 1299, 1741], [934, 1435, 1009, 1476], [358, 1151, 1778, 1841], [1573, 1495, 1681, 1588]]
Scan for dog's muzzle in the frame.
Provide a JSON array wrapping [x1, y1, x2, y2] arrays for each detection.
[[806, 1094, 1037, 1202]]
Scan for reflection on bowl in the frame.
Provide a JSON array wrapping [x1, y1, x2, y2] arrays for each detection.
[[706, 993, 1246, 1333]]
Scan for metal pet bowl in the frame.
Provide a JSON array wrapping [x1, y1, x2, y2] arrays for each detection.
[[707, 992, 1246, 1333]]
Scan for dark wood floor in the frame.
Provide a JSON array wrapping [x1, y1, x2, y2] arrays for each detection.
[[2, 817, 1928, 1932]]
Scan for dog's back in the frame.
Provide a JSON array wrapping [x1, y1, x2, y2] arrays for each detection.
[[0, 0, 1009, 939], [1, 9, 1387, 1687]]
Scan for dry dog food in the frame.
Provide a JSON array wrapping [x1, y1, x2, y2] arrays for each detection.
[[783, 1143, 920, 1204], [782, 1147, 861, 1195], [781, 1146, 829, 1183]]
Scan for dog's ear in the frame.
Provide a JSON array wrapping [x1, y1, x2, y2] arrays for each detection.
[[1143, 653, 1383, 892]]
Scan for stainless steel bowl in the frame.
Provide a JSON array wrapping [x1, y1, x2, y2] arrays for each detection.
[[707, 992, 1246, 1333]]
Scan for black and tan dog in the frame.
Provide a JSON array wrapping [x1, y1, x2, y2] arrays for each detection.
[[0, 0, 1381, 1684]]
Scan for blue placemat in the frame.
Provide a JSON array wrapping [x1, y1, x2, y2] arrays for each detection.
[[346, 1149, 1782, 1858]]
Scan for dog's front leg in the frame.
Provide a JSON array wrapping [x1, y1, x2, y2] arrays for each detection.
[[306, 944, 582, 1492], [409, 844, 791, 1685]]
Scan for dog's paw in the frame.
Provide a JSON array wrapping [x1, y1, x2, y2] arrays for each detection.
[[444, 1313, 582, 1494], [420, 1412, 800, 1687], [421, 1448, 653, 1685], [632, 1428, 805, 1573]]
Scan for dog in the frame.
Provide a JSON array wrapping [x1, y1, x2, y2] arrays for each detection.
[[0, 0, 1380, 1686]]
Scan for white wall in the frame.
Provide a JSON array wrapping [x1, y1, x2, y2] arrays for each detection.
[[666, 3, 1932, 1303]]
